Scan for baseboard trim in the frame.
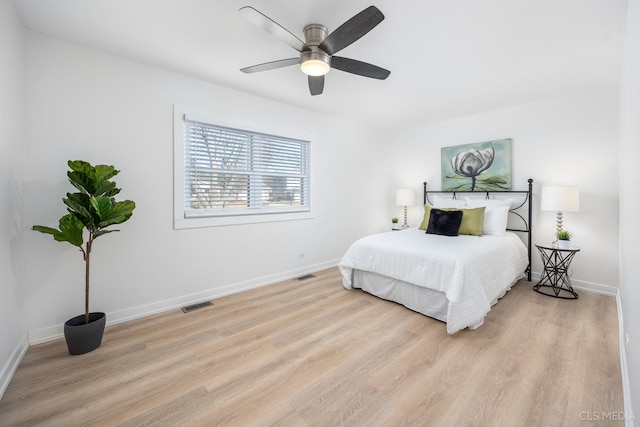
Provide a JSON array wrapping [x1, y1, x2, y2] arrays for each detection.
[[530, 271, 618, 296], [616, 288, 636, 427], [0, 333, 29, 400], [29, 259, 341, 345]]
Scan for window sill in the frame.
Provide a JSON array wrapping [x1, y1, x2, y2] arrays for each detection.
[[174, 211, 313, 229]]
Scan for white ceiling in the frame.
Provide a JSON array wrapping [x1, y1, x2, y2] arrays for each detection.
[[13, 0, 628, 132]]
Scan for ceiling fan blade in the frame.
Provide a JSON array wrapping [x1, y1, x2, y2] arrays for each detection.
[[331, 56, 390, 80], [308, 75, 324, 95], [239, 6, 307, 52], [318, 6, 384, 56], [241, 58, 300, 73]]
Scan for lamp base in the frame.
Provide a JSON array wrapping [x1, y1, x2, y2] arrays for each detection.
[[402, 206, 409, 228], [556, 211, 564, 233]]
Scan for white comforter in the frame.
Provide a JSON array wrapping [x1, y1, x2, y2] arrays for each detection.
[[338, 229, 528, 334]]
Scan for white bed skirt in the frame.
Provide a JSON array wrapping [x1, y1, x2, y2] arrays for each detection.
[[351, 269, 517, 330], [353, 270, 449, 322]]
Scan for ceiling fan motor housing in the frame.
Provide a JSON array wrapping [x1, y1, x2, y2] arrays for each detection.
[[303, 24, 328, 47], [301, 24, 330, 75]]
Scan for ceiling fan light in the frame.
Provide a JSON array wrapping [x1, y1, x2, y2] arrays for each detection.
[[301, 59, 330, 76], [300, 51, 330, 76]]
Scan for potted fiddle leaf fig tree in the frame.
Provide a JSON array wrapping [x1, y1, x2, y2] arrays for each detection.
[[32, 160, 136, 355]]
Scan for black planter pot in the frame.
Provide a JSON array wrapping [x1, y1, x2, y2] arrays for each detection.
[[63, 312, 106, 355]]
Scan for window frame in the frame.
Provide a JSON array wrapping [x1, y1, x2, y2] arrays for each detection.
[[174, 105, 313, 229]]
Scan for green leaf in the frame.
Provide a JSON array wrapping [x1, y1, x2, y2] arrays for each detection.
[[103, 187, 121, 198], [58, 213, 83, 231], [32, 225, 60, 236], [94, 164, 119, 184], [97, 200, 135, 228], [478, 174, 509, 185], [64, 193, 97, 230], [90, 196, 114, 221], [64, 193, 91, 217], [112, 200, 136, 217], [93, 229, 118, 239], [93, 166, 121, 197], [67, 160, 94, 175], [67, 161, 122, 198], [67, 160, 96, 194], [476, 182, 509, 192], [445, 175, 467, 181], [54, 224, 84, 247], [67, 170, 94, 194], [32, 214, 84, 247], [94, 180, 120, 198]]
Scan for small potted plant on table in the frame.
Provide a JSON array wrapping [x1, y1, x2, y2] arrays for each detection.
[[32, 160, 135, 355], [391, 217, 400, 230], [556, 229, 572, 249]]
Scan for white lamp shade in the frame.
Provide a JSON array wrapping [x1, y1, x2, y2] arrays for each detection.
[[541, 185, 580, 212], [396, 188, 416, 206]]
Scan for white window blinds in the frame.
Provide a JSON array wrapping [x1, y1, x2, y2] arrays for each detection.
[[183, 117, 310, 218]]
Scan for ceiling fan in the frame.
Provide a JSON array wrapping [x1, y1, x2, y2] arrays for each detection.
[[239, 5, 391, 96]]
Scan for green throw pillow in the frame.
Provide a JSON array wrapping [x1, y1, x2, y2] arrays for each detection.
[[456, 206, 486, 236], [419, 205, 485, 236], [418, 204, 433, 230]]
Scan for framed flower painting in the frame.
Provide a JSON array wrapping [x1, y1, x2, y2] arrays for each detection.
[[441, 138, 512, 192]]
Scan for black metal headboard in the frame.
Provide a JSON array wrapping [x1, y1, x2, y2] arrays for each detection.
[[423, 178, 534, 281]]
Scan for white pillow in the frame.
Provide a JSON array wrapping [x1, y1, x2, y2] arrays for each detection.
[[432, 194, 466, 208], [479, 205, 510, 236], [463, 197, 513, 236]]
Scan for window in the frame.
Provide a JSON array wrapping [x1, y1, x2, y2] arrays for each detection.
[[174, 106, 312, 228]]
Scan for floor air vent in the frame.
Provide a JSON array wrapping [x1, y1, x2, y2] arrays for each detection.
[[181, 301, 213, 313], [297, 274, 316, 281]]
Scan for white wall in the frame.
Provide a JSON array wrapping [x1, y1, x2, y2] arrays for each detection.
[[620, 0, 640, 421], [23, 33, 390, 341], [387, 87, 620, 289], [0, 0, 28, 397]]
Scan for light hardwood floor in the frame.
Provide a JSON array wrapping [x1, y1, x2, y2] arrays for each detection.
[[0, 268, 623, 426]]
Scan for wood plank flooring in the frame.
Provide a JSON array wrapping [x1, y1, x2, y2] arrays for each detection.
[[0, 268, 623, 426]]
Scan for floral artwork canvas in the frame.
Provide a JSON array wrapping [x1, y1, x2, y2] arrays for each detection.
[[441, 138, 512, 191]]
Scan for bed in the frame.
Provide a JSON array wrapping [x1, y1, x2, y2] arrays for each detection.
[[339, 179, 533, 334]]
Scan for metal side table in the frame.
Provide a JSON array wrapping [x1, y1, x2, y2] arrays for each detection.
[[534, 243, 580, 299]]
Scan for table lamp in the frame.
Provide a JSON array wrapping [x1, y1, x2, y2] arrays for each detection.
[[395, 189, 416, 229], [541, 185, 579, 233]]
